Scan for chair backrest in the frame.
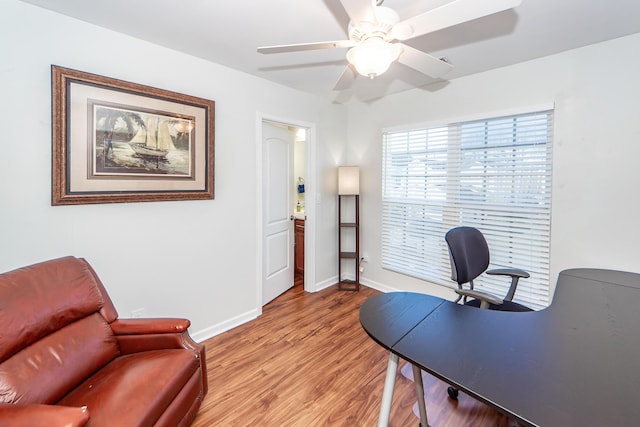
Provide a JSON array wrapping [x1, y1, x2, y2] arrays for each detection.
[[445, 226, 490, 285]]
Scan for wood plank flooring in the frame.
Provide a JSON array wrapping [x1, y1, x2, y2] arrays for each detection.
[[192, 284, 514, 426]]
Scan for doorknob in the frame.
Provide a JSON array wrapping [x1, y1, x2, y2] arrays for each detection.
[[290, 215, 294, 220]]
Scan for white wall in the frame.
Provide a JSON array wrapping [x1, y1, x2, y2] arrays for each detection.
[[348, 33, 640, 302], [313, 107, 349, 289], [0, 0, 345, 340]]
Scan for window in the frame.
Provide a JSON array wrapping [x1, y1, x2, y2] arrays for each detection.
[[382, 108, 553, 309]]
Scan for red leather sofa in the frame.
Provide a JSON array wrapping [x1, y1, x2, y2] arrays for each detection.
[[0, 256, 208, 426]]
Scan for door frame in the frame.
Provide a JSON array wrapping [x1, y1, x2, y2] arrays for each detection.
[[256, 113, 317, 313]]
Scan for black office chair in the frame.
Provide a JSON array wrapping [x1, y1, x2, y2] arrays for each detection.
[[444, 226, 532, 399]]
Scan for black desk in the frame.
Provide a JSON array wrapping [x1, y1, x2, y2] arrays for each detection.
[[360, 269, 640, 426]]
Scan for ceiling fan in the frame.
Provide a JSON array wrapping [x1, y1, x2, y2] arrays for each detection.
[[258, 0, 522, 90]]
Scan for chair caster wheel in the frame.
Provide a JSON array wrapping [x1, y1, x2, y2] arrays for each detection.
[[447, 386, 459, 400]]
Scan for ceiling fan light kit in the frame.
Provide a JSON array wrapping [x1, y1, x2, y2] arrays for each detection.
[[258, 0, 522, 90], [347, 37, 402, 79]]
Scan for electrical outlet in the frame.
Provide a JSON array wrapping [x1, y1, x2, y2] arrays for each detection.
[[131, 308, 145, 318]]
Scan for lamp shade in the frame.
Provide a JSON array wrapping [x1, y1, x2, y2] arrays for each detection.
[[346, 38, 402, 79], [338, 166, 360, 195]]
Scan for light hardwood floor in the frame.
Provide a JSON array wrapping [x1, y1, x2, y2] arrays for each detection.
[[192, 284, 514, 426]]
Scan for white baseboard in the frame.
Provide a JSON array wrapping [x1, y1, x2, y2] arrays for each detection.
[[312, 275, 339, 292], [191, 308, 260, 343], [359, 276, 399, 293], [310, 275, 399, 293]]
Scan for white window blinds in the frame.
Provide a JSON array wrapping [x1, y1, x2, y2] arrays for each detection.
[[382, 108, 553, 309]]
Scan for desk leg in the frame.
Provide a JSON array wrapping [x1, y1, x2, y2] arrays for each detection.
[[378, 352, 399, 427], [412, 364, 429, 427]]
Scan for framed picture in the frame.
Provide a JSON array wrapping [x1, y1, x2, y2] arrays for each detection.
[[51, 65, 215, 205]]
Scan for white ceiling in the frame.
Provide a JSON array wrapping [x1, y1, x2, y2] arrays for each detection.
[[22, 0, 640, 102]]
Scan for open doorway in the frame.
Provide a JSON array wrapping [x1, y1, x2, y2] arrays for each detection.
[[257, 114, 316, 309], [293, 127, 306, 288]]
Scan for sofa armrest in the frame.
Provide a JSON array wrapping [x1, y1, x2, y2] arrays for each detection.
[[0, 404, 89, 427], [111, 317, 200, 356], [110, 318, 190, 335], [110, 318, 197, 354], [110, 317, 209, 396]]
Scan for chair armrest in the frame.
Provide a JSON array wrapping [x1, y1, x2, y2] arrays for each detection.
[[455, 289, 503, 309], [486, 268, 530, 279], [110, 318, 190, 335], [486, 268, 530, 301], [0, 404, 89, 427]]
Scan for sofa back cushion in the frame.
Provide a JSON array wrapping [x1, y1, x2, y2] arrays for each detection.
[[0, 256, 116, 362], [0, 256, 121, 403], [0, 313, 120, 404]]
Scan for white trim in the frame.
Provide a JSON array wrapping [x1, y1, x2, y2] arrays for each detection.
[[313, 275, 340, 292], [383, 102, 555, 133], [358, 277, 399, 293], [304, 125, 317, 293], [190, 308, 260, 343], [255, 114, 264, 315]]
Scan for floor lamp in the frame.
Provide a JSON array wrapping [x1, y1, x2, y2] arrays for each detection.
[[337, 166, 360, 291]]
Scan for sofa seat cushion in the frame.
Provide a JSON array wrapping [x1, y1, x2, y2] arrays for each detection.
[[58, 349, 200, 427]]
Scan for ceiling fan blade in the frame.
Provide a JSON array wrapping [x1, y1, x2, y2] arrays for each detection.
[[396, 0, 522, 40], [397, 43, 453, 79], [258, 40, 355, 54], [334, 65, 357, 91], [333, 91, 353, 104], [339, 0, 377, 26]]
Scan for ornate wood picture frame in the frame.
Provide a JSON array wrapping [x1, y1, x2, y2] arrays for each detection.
[[51, 65, 215, 205]]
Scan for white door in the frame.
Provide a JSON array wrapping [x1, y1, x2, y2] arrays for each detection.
[[262, 121, 295, 305]]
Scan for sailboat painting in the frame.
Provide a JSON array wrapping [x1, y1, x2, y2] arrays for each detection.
[[92, 104, 194, 178], [52, 65, 215, 205]]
